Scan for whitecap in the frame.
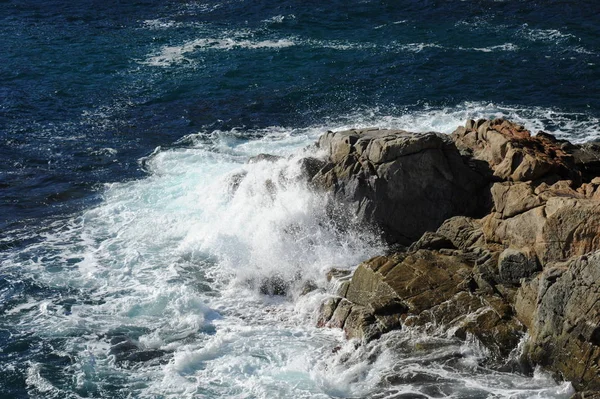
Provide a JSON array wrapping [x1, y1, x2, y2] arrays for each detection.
[[143, 37, 295, 66]]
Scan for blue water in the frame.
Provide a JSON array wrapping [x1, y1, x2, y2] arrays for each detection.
[[1, 1, 599, 397]]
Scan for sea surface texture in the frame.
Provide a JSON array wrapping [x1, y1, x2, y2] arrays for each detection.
[[1, 1, 599, 398]]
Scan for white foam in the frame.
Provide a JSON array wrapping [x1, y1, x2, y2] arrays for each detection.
[[4, 103, 596, 397], [461, 43, 519, 52], [143, 37, 295, 66], [394, 42, 444, 53], [523, 26, 575, 43]]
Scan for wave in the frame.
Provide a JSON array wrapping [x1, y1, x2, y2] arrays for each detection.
[[459, 43, 519, 52], [4, 103, 596, 397], [143, 37, 295, 66], [522, 26, 576, 43]]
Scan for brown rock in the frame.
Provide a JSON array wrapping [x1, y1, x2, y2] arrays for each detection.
[[452, 119, 575, 182]]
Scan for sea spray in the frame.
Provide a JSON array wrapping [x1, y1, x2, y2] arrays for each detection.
[[2, 115, 586, 398]]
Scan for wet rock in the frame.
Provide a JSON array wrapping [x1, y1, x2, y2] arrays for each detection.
[[328, 298, 353, 329], [299, 280, 318, 296], [311, 120, 600, 392], [317, 297, 340, 327], [248, 153, 283, 163], [298, 157, 326, 181], [310, 128, 489, 245], [258, 275, 290, 296], [326, 268, 352, 282], [518, 251, 600, 391], [227, 171, 247, 194], [108, 335, 166, 366]]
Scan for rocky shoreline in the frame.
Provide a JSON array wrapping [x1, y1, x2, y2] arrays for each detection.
[[304, 119, 600, 395]]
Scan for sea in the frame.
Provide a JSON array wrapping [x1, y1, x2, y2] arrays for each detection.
[[1, 1, 599, 398]]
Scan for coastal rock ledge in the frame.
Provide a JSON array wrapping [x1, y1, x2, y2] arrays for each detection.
[[309, 119, 600, 394]]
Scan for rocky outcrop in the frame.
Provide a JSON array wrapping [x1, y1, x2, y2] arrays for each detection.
[[319, 248, 524, 360], [312, 128, 489, 244], [516, 252, 600, 391], [306, 119, 600, 393], [452, 118, 576, 182], [482, 181, 600, 264]]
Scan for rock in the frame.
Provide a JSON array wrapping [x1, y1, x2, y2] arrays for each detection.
[[298, 157, 327, 181], [343, 306, 379, 341], [541, 197, 600, 263], [299, 280, 318, 296], [311, 128, 489, 244], [317, 297, 340, 327], [491, 182, 543, 218], [482, 183, 600, 264], [497, 247, 540, 285], [258, 275, 289, 296], [311, 120, 600, 392], [571, 392, 600, 399], [326, 268, 352, 282], [452, 119, 576, 182], [570, 142, 600, 182], [227, 171, 247, 194], [248, 153, 283, 163], [435, 216, 486, 251], [328, 298, 353, 329], [403, 290, 524, 360], [318, 248, 523, 358], [518, 251, 600, 391]]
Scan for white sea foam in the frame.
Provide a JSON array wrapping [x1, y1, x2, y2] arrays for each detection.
[[262, 14, 295, 24], [4, 103, 597, 397], [143, 37, 295, 66], [394, 42, 444, 53], [460, 43, 519, 52], [523, 27, 575, 43]]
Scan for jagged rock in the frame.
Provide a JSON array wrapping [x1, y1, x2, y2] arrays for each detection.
[[298, 156, 326, 181], [483, 181, 600, 263], [329, 298, 353, 329], [317, 297, 340, 327], [311, 120, 600, 393], [517, 251, 600, 391], [227, 171, 248, 194], [541, 197, 600, 263], [571, 142, 600, 182], [435, 216, 486, 251], [326, 268, 352, 282], [403, 290, 524, 360], [311, 128, 489, 244], [452, 119, 576, 182], [491, 182, 544, 219]]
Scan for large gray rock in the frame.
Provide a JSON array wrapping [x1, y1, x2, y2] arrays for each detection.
[[311, 128, 489, 244], [516, 251, 600, 391]]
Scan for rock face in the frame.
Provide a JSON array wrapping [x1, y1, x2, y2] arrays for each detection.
[[516, 252, 600, 391], [312, 128, 489, 244], [452, 118, 575, 182], [307, 119, 600, 394]]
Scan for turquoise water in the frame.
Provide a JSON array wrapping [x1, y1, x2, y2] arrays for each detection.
[[1, 1, 598, 397]]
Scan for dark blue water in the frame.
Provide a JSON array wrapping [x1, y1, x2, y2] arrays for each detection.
[[1, 1, 599, 397]]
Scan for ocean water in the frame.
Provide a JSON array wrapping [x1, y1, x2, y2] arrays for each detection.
[[1, 1, 599, 397]]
